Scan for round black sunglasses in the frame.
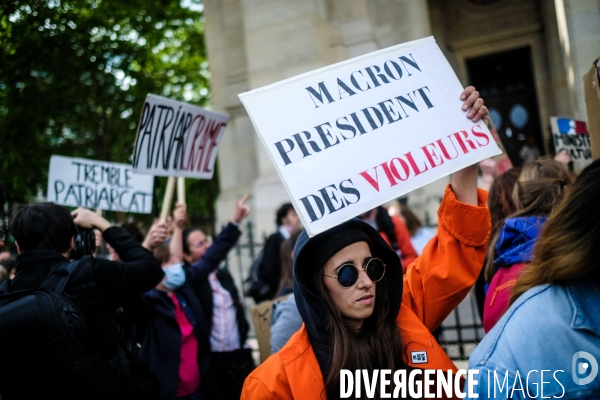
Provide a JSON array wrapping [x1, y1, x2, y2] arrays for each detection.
[[324, 257, 386, 288]]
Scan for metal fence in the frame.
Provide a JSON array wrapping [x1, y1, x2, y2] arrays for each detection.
[[224, 221, 484, 361]]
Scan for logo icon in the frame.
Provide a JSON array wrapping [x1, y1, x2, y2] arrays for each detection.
[[411, 351, 428, 364], [572, 351, 598, 385]]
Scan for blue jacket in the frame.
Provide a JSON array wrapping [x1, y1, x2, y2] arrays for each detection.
[[494, 216, 546, 268], [467, 279, 600, 399], [128, 222, 241, 400], [270, 294, 303, 354]]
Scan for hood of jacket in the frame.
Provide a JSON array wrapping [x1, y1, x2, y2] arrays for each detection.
[[495, 216, 547, 268], [292, 218, 403, 378]]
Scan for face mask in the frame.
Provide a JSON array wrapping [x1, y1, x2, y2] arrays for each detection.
[[163, 262, 186, 290]]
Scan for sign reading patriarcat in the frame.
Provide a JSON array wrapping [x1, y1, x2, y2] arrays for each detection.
[[239, 36, 502, 236], [132, 94, 230, 179], [48, 155, 154, 213]]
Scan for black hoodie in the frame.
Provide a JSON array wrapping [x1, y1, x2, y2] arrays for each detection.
[[292, 218, 404, 379]]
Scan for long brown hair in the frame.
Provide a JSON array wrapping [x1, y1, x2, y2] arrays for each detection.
[[487, 167, 521, 230], [399, 205, 422, 237], [276, 231, 300, 296], [484, 157, 571, 281], [312, 264, 409, 399], [510, 159, 600, 304]]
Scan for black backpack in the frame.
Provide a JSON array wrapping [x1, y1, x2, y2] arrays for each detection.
[[0, 261, 104, 397], [0, 261, 160, 399], [243, 249, 272, 303]]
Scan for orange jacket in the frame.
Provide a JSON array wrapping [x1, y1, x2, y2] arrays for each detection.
[[242, 185, 490, 399]]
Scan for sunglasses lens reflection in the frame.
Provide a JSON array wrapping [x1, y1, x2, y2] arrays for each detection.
[[337, 264, 359, 287], [367, 258, 385, 282]]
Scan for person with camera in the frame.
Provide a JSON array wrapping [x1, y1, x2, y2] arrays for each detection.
[[0, 203, 164, 399]]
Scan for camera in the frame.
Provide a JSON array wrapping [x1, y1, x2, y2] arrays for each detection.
[[70, 228, 96, 260]]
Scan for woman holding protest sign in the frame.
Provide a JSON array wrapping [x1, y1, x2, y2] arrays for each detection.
[[241, 86, 491, 399]]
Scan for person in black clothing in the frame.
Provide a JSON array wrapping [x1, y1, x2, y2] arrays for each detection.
[[254, 203, 301, 302], [1, 203, 164, 398]]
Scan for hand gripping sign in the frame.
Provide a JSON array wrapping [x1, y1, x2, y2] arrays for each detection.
[[48, 155, 154, 213], [240, 37, 501, 236]]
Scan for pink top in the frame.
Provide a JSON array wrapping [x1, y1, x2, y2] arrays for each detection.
[[483, 263, 528, 333], [169, 293, 201, 397]]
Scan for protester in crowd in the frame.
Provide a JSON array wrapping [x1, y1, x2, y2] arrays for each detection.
[[0, 204, 164, 398], [482, 158, 570, 332], [270, 231, 303, 353], [473, 167, 521, 318], [170, 197, 254, 400], [130, 198, 250, 400], [519, 134, 541, 166], [1, 257, 16, 280], [275, 230, 301, 297], [467, 159, 600, 399], [250, 203, 302, 303], [398, 204, 436, 256], [128, 240, 218, 400], [242, 86, 491, 399], [358, 206, 418, 272]]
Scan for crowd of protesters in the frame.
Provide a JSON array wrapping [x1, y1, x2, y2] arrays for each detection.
[[0, 85, 599, 400]]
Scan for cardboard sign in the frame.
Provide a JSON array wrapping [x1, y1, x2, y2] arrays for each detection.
[[583, 58, 600, 160], [550, 117, 592, 171], [48, 155, 154, 213], [239, 36, 502, 236], [132, 94, 230, 179]]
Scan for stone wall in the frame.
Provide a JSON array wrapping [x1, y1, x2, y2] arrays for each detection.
[[204, 0, 600, 244]]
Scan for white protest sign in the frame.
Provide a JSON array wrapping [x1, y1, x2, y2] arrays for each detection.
[[239, 36, 502, 236], [550, 117, 592, 170], [47, 155, 154, 213], [132, 94, 230, 179]]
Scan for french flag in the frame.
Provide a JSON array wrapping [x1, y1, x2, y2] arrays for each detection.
[[556, 118, 588, 135]]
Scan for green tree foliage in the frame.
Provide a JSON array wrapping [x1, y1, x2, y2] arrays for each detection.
[[0, 0, 219, 223]]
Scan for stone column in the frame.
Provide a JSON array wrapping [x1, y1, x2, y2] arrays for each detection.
[[564, 0, 600, 120]]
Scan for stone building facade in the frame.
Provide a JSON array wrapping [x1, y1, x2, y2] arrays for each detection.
[[204, 0, 600, 241]]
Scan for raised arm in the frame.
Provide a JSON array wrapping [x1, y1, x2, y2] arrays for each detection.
[[399, 87, 491, 331], [142, 220, 168, 252], [71, 208, 164, 306], [185, 195, 250, 285], [169, 202, 187, 262]]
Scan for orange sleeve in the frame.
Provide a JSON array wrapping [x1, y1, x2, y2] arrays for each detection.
[[401, 184, 490, 332], [241, 354, 295, 400], [392, 216, 418, 271], [241, 375, 280, 400]]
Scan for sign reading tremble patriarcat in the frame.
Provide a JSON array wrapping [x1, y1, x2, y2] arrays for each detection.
[[48, 155, 154, 213]]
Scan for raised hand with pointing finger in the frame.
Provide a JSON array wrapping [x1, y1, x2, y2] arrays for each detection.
[[231, 194, 251, 225]]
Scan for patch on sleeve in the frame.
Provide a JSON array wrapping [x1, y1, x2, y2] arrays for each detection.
[[411, 351, 428, 364]]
